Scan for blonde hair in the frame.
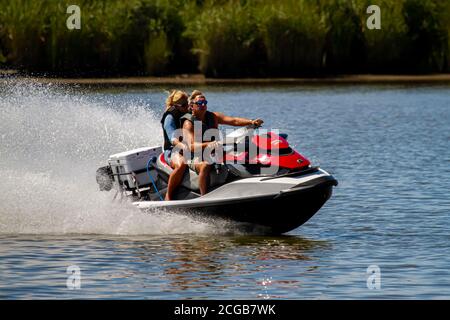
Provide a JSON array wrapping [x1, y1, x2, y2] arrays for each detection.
[[189, 90, 204, 104], [165, 90, 188, 110]]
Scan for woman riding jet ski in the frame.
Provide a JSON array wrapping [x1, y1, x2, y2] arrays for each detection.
[[96, 97, 337, 234]]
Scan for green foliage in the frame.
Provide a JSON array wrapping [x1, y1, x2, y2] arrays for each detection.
[[184, 1, 265, 77], [0, 0, 187, 75], [320, 0, 367, 73], [358, 0, 409, 73], [402, 0, 449, 72], [0, 50, 6, 64], [257, 0, 326, 75], [0, 0, 48, 69], [0, 0, 448, 76]]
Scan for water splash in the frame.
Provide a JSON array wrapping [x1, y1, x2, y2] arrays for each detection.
[[0, 79, 220, 235]]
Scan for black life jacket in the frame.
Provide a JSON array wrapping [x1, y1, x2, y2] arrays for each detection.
[[161, 109, 184, 151], [180, 111, 217, 142]]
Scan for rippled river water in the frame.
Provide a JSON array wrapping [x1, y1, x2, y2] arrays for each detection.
[[0, 81, 449, 299]]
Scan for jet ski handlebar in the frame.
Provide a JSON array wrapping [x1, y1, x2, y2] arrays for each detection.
[[208, 124, 261, 170], [220, 124, 260, 146]]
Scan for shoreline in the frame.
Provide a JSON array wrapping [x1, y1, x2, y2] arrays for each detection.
[[2, 73, 450, 85]]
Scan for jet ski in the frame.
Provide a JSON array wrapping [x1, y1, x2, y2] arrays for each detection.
[[96, 126, 337, 234]]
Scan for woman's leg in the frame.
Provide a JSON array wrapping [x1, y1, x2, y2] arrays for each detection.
[[165, 153, 187, 201]]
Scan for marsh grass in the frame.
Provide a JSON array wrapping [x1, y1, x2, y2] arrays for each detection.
[[402, 0, 449, 72], [0, 0, 448, 76], [355, 0, 409, 73], [184, 1, 266, 77], [257, 0, 326, 76], [0, 0, 187, 75]]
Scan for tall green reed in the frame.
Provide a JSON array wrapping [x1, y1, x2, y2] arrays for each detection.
[[0, 0, 448, 76]]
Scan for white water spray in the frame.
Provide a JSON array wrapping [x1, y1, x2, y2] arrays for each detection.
[[0, 79, 221, 235]]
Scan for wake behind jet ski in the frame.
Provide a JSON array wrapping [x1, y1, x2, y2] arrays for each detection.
[[96, 125, 337, 234]]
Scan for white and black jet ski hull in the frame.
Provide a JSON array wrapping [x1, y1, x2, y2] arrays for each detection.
[[133, 168, 337, 234]]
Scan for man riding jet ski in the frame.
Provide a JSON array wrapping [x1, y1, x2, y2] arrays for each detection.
[[174, 92, 264, 197], [162, 90, 263, 200]]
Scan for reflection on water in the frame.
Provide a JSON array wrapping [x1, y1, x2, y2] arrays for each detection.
[[0, 235, 331, 299], [157, 236, 328, 293]]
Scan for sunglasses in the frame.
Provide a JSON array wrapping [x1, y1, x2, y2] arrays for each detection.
[[192, 100, 208, 109]]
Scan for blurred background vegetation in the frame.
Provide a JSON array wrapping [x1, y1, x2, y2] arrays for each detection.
[[0, 0, 449, 77]]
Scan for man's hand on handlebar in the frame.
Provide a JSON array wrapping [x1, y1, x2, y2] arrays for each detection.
[[251, 118, 264, 128], [205, 141, 224, 164], [207, 141, 221, 150]]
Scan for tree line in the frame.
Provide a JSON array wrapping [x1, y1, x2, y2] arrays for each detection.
[[0, 0, 448, 77]]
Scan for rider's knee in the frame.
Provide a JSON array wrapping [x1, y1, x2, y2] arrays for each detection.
[[199, 162, 211, 174], [179, 162, 188, 170], [172, 155, 187, 169], [173, 161, 187, 171]]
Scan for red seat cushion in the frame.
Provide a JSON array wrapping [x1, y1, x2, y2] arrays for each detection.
[[159, 153, 170, 168]]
